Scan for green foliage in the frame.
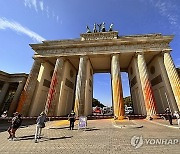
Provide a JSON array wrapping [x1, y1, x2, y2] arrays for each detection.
[[123, 96, 132, 107], [92, 98, 105, 108]]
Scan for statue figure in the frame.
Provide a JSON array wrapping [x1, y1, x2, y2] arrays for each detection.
[[93, 23, 97, 33], [101, 22, 106, 32], [109, 23, 113, 31], [86, 26, 91, 33], [97, 23, 102, 32]]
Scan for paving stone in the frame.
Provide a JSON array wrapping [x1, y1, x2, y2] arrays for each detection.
[[0, 119, 180, 154]]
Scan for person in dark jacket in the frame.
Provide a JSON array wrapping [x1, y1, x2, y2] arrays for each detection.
[[7, 112, 22, 140], [68, 110, 76, 130], [165, 107, 173, 125]]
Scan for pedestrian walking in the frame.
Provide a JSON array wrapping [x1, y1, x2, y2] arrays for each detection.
[[68, 110, 76, 130], [7, 112, 22, 140], [165, 107, 173, 125], [173, 111, 180, 128], [35, 111, 46, 143]]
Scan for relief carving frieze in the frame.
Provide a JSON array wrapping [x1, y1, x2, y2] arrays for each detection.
[[36, 42, 170, 56]]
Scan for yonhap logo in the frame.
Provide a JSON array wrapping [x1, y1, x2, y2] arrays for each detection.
[[131, 136, 143, 149], [131, 135, 180, 149]]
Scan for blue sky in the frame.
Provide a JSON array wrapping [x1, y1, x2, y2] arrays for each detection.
[[0, 0, 180, 106]]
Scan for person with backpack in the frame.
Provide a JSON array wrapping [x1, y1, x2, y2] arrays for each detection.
[[68, 110, 76, 130], [165, 107, 173, 125], [34, 111, 46, 143], [7, 112, 22, 140]]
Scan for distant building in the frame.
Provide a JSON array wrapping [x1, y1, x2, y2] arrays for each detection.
[[0, 70, 28, 116]]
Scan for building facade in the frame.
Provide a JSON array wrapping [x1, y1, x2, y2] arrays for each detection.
[[16, 31, 180, 119], [0, 71, 28, 116]]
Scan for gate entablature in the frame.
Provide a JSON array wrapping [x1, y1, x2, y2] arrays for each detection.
[[30, 32, 173, 59]]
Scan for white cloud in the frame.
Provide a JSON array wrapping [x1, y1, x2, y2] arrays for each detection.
[[39, 1, 44, 11], [24, 0, 59, 23], [0, 17, 45, 42], [155, 1, 177, 25], [46, 6, 49, 18], [24, 0, 31, 8], [148, 0, 180, 32], [52, 11, 55, 19], [24, 0, 37, 12], [56, 16, 59, 22]]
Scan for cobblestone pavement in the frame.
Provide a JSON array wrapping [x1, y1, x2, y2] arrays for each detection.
[[0, 119, 180, 154]]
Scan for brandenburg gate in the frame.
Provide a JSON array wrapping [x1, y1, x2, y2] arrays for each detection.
[[16, 26, 180, 119]]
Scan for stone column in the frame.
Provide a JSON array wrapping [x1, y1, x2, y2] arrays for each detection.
[[44, 57, 64, 116], [16, 59, 41, 116], [0, 82, 9, 108], [136, 53, 157, 117], [157, 54, 178, 112], [163, 51, 180, 110], [111, 54, 124, 120], [8, 78, 27, 116], [74, 56, 88, 117]]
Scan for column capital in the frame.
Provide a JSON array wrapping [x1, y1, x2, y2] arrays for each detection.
[[161, 49, 171, 54], [135, 51, 144, 55], [134, 51, 144, 58], [56, 56, 65, 60], [157, 49, 171, 57], [32, 57, 45, 63], [110, 53, 120, 58], [79, 55, 89, 60]]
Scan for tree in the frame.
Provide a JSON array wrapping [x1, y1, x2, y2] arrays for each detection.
[[123, 96, 132, 107], [92, 98, 105, 108]]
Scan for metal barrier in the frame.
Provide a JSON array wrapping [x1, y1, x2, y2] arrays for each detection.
[[0, 113, 172, 121]]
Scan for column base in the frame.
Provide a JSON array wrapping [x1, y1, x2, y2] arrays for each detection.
[[146, 115, 159, 120], [117, 116, 124, 120]]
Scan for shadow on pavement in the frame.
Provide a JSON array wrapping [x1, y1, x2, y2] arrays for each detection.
[[12, 135, 73, 142], [49, 126, 70, 130], [18, 135, 35, 140], [79, 127, 100, 131], [39, 136, 73, 142]]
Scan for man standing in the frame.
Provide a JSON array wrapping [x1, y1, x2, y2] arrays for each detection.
[[35, 111, 46, 143], [165, 107, 173, 125], [173, 111, 180, 128], [7, 112, 22, 140], [68, 110, 76, 130]]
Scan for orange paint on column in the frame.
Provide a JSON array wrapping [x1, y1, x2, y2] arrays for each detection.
[[111, 54, 124, 119], [44, 58, 64, 115], [16, 91, 27, 112], [137, 53, 157, 117]]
